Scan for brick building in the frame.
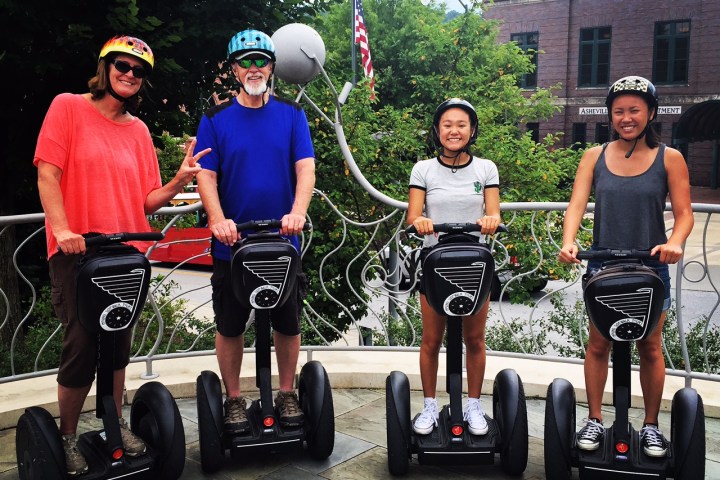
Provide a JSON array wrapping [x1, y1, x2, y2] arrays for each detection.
[[485, 0, 720, 188]]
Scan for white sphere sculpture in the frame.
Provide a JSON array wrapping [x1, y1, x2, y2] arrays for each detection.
[[272, 23, 326, 85]]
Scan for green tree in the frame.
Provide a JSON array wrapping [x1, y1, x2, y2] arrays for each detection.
[[0, 0, 332, 351], [284, 0, 582, 344]]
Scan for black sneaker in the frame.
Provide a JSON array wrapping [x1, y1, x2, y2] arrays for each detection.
[[640, 424, 668, 457], [224, 396, 250, 434], [577, 418, 604, 451], [274, 390, 304, 427]]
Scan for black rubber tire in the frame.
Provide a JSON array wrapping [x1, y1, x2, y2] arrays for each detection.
[[385, 371, 411, 476], [130, 381, 186, 480], [671, 388, 705, 480], [543, 380, 575, 480], [15, 407, 65, 480], [299, 361, 335, 460], [493, 369, 528, 475], [196, 371, 225, 473]]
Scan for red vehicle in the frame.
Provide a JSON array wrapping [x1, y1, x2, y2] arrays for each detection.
[[149, 193, 213, 266]]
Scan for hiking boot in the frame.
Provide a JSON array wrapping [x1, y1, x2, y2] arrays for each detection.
[[413, 398, 439, 435], [274, 390, 305, 427], [577, 418, 604, 451], [62, 434, 88, 476], [463, 398, 489, 436], [119, 417, 146, 456], [640, 424, 668, 458], [224, 396, 250, 434]]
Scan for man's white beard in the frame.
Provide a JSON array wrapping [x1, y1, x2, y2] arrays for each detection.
[[244, 82, 268, 96]]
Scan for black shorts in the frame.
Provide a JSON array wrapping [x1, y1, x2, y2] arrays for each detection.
[[211, 259, 305, 337], [50, 253, 133, 388]]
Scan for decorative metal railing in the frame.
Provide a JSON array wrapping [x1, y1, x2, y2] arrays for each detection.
[[2, 201, 719, 388]]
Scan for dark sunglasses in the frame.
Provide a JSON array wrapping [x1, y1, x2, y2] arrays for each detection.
[[235, 58, 270, 69], [111, 59, 148, 78]]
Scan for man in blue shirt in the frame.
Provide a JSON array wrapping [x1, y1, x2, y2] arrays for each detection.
[[195, 28, 315, 434]]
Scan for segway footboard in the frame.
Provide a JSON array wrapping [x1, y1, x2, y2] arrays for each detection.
[[414, 407, 500, 466]]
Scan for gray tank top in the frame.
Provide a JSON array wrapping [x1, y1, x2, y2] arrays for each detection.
[[592, 143, 668, 250]]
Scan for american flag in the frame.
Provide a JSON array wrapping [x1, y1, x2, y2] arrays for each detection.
[[354, 0, 376, 99]]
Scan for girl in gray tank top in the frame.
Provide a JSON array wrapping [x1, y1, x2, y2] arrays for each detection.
[[557, 75, 694, 459]]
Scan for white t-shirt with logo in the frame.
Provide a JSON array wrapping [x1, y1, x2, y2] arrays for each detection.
[[409, 156, 500, 247]]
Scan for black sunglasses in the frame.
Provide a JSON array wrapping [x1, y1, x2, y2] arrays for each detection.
[[235, 58, 270, 69], [111, 59, 148, 78]]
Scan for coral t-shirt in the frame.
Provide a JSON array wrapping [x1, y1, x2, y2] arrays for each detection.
[[33, 93, 161, 258]]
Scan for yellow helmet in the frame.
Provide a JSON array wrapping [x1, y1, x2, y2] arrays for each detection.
[[99, 35, 154, 71]]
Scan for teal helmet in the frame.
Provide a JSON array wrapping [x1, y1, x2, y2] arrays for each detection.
[[227, 29, 276, 61]]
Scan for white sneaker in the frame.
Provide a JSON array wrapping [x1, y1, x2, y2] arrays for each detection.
[[464, 398, 489, 435], [413, 398, 439, 435]]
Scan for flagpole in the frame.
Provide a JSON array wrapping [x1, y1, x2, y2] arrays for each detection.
[[351, 0, 357, 85]]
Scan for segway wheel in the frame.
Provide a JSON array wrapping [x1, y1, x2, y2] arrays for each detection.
[[543, 379, 575, 480], [671, 387, 705, 480], [386, 371, 411, 476], [15, 407, 65, 480], [196, 370, 225, 473], [299, 360, 335, 460], [492, 369, 528, 475], [130, 381, 186, 480]]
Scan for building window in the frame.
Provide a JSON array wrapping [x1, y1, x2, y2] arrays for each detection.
[[526, 122, 540, 143], [572, 123, 587, 150], [579, 27, 611, 87], [511, 32, 538, 88], [595, 122, 609, 144], [653, 20, 690, 85]]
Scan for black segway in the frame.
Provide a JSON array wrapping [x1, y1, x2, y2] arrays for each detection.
[[16, 232, 187, 480], [544, 249, 706, 480], [386, 223, 528, 476], [196, 219, 334, 473]]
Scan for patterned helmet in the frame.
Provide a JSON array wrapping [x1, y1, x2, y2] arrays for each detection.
[[605, 76, 658, 113], [99, 35, 154, 71], [227, 29, 276, 61], [432, 98, 479, 149]]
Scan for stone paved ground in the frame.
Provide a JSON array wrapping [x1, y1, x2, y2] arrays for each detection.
[[2, 388, 718, 479]]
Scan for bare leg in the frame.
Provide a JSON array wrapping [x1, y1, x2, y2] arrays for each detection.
[[463, 299, 489, 398], [58, 383, 93, 436], [274, 331, 300, 391], [419, 294, 446, 398], [638, 312, 666, 425], [216, 332, 244, 397], [584, 323, 611, 422]]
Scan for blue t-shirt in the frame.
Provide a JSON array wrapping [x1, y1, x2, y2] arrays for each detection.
[[195, 96, 315, 261]]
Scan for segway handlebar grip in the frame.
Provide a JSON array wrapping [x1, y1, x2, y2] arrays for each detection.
[[405, 223, 508, 235], [235, 219, 313, 232], [83, 232, 165, 247], [576, 249, 660, 261]]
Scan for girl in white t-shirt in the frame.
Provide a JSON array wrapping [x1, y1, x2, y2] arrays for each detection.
[[407, 98, 501, 436]]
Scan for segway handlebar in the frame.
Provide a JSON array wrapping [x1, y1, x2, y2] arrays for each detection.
[[235, 219, 313, 232], [83, 232, 165, 247], [576, 249, 660, 261], [405, 223, 507, 235]]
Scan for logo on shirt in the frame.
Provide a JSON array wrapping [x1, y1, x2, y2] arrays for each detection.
[[474, 181, 483, 194]]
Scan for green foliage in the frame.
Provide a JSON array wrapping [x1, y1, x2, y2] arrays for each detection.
[[372, 296, 424, 347]]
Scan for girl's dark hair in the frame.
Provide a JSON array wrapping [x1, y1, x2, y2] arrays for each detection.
[[88, 56, 149, 114]]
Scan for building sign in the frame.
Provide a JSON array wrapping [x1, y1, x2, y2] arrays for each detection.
[[579, 106, 682, 115]]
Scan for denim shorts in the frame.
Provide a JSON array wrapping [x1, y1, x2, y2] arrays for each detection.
[[586, 258, 672, 311]]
